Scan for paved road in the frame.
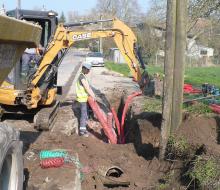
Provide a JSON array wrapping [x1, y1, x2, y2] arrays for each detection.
[[57, 49, 88, 100]]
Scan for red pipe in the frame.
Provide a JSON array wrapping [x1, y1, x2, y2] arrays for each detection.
[[210, 104, 220, 114], [88, 97, 117, 144], [121, 92, 142, 143], [111, 107, 121, 142], [184, 84, 202, 94]]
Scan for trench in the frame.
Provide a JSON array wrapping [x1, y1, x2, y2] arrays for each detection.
[[114, 93, 161, 160], [95, 91, 214, 189], [84, 91, 164, 189]]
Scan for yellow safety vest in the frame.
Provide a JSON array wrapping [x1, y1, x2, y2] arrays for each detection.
[[76, 73, 89, 102]]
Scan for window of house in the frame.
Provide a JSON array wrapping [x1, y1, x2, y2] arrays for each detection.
[[200, 50, 208, 55]]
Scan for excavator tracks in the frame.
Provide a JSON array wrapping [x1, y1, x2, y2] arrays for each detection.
[[34, 101, 60, 130]]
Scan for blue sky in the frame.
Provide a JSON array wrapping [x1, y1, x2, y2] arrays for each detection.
[[1, 0, 151, 16]]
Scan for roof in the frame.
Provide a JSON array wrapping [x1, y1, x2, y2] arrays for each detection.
[[6, 9, 58, 19]]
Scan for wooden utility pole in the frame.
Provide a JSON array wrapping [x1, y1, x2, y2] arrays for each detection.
[[171, 0, 187, 130], [160, 0, 177, 159], [16, 0, 21, 18], [160, 0, 187, 159]]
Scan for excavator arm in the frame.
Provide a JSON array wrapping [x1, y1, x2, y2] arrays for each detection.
[[27, 18, 148, 108]]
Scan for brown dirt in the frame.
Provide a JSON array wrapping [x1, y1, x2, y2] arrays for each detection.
[[178, 115, 220, 156]]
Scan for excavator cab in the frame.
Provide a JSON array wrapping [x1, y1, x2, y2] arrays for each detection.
[[3, 9, 58, 90]]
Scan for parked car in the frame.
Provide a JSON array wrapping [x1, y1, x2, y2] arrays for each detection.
[[85, 52, 104, 66]]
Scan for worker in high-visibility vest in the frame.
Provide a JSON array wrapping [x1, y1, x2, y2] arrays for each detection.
[[76, 62, 96, 137]]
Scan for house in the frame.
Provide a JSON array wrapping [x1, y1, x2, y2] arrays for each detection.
[[187, 38, 214, 58], [0, 4, 6, 15], [109, 48, 125, 64]]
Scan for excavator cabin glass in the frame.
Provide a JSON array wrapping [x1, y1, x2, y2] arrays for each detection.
[[4, 9, 58, 90]]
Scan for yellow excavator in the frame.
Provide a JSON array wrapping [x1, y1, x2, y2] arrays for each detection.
[[0, 10, 148, 130]]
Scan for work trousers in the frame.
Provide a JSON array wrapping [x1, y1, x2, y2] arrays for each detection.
[[80, 102, 88, 132]]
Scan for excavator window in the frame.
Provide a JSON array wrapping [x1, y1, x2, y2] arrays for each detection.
[[25, 18, 51, 47], [3, 18, 52, 89]]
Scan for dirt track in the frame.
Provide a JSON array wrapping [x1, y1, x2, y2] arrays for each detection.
[[2, 49, 220, 189]]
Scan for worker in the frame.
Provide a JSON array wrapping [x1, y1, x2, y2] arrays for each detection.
[[76, 62, 96, 137], [21, 44, 44, 78]]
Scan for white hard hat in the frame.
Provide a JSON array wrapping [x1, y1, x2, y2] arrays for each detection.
[[82, 62, 92, 70]]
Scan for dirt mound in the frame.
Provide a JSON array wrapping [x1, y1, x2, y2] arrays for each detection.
[[178, 115, 220, 156]]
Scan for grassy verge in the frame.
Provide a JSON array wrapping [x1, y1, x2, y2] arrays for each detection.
[[105, 62, 220, 88], [105, 62, 131, 77]]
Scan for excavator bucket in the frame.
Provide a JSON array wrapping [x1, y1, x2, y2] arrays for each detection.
[[139, 70, 150, 90], [0, 15, 41, 85]]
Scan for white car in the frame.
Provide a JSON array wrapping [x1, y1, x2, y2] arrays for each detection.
[[85, 52, 104, 66]]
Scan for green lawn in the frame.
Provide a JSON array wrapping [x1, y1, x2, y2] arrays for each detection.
[[105, 62, 220, 88], [185, 67, 220, 88]]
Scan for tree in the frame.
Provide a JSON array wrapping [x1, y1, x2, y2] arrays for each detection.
[[95, 0, 143, 24], [59, 11, 66, 23], [136, 22, 164, 64], [143, 0, 220, 62]]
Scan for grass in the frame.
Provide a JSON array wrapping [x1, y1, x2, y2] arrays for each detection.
[[156, 170, 175, 190], [166, 135, 191, 159], [183, 102, 212, 115], [105, 62, 131, 77], [187, 156, 220, 188], [105, 62, 220, 114], [105, 62, 220, 88], [185, 67, 220, 88], [143, 98, 162, 113]]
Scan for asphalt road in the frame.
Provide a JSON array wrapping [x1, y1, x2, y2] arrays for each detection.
[[57, 48, 88, 100]]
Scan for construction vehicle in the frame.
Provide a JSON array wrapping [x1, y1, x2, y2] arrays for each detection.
[[0, 14, 41, 190], [0, 9, 148, 130]]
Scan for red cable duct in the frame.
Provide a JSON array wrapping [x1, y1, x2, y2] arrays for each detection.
[[111, 107, 121, 141], [209, 104, 220, 114], [120, 91, 142, 144], [184, 84, 202, 94], [88, 97, 117, 144]]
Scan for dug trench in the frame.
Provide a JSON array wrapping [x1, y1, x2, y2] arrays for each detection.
[[79, 90, 220, 190]]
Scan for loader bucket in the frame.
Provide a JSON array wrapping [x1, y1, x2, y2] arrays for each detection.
[[0, 15, 41, 85]]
